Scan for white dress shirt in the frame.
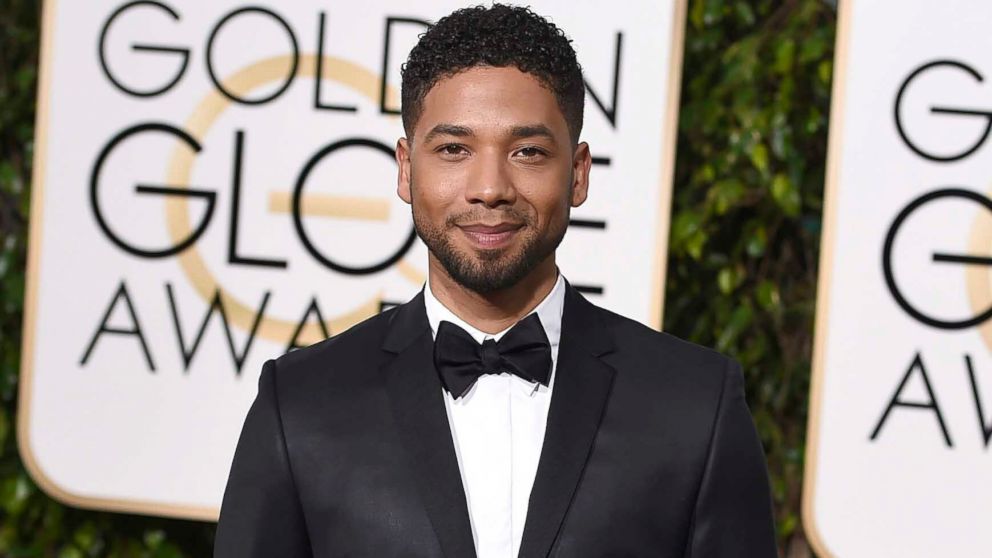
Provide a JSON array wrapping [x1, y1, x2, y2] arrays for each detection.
[[423, 271, 566, 558]]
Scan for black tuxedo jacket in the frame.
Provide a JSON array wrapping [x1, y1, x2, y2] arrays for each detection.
[[214, 280, 777, 557]]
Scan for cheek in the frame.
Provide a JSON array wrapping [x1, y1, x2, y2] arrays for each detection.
[[411, 164, 449, 200], [411, 174, 465, 225], [517, 177, 572, 227], [413, 180, 456, 207]]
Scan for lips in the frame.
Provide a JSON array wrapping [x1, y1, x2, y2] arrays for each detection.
[[457, 222, 524, 248], [458, 222, 524, 234]]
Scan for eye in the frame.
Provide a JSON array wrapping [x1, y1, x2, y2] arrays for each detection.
[[436, 143, 468, 158], [515, 146, 548, 160]]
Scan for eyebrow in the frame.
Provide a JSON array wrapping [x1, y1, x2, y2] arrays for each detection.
[[424, 124, 473, 144], [509, 124, 555, 140], [422, 123, 557, 144]]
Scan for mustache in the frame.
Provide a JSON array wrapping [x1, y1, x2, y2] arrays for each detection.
[[446, 207, 532, 227]]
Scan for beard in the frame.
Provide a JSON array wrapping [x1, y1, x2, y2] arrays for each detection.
[[410, 182, 569, 294]]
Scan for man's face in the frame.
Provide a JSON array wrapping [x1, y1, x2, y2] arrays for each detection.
[[396, 66, 591, 293]]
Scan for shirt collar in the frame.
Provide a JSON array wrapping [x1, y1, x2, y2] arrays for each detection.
[[423, 270, 565, 353]]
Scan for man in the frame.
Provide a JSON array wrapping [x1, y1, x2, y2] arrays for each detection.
[[214, 4, 777, 557]]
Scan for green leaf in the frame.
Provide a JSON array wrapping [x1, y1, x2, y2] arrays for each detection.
[[671, 211, 700, 247], [756, 280, 782, 312], [818, 59, 833, 85], [771, 173, 800, 216], [686, 230, 708, 261], [734, 1, 756, 26], [749, 142, 770, 174], [773, 38, 795, 74], [746, 226, 767, 257], [799, 32, 828, 64], [710, 179, 745, 215], [716, 304, 753, 352], [717, 265, 744, 295], [718, 268, 734, 294]]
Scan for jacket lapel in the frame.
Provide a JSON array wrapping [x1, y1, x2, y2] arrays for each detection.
[[518, 279, 618, 558], [380, 289, 477, 558]]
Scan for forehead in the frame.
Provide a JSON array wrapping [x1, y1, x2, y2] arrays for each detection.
[[415, 66, 567, 139]]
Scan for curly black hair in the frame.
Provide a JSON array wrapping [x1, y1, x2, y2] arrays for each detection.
[[400, 3, 584, 144]]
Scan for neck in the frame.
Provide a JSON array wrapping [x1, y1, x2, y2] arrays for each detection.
[[428, 255, 559, 334]]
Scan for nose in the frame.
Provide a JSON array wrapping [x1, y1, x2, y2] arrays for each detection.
[[464, 149, 516, 208]]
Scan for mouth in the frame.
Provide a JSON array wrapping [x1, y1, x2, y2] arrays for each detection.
[[457, 222, 525, 249]]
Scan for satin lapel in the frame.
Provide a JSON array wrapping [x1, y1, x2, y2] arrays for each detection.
[[518, 280, 618, 558], [381, 290, 477, 558]]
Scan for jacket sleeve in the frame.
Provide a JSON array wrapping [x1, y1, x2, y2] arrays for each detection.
[[214, 359, 312, 558], [684, 358, 778, 558]]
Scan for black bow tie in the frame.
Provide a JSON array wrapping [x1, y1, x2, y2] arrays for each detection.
[[433, 312, 553, 399]]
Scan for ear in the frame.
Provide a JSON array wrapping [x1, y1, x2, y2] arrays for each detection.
[[570, 141, 592, 207], [396, 137, 412, 204]]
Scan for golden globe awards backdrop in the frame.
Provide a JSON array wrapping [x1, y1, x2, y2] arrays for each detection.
[[19, 1, 686, 519], [805, 1, 992, 556]]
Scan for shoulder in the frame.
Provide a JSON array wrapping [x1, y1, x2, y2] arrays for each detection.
[[584, 302, 746, 441], [588, 302, 737, 396], [265, 303, 401, 390], [595, 303, 733, 370]]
